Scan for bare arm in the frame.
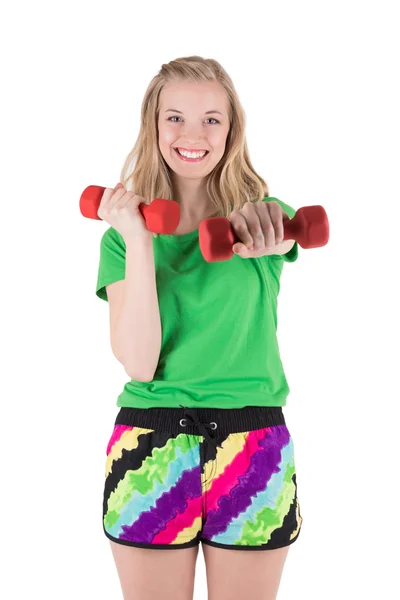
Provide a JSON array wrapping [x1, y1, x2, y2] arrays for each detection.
[[106, 235, 161, 382]]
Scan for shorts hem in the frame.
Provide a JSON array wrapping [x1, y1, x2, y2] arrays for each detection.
[[199, 526, 301, 551], [103, 526, 200, 550]]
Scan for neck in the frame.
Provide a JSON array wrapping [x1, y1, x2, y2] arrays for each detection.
[[171, 176, 217, 222]]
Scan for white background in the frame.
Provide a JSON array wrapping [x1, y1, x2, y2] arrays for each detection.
[[1, 0, 399, 598]]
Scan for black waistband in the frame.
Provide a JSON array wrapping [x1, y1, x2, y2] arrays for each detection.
[[115, 405, 286, 436]]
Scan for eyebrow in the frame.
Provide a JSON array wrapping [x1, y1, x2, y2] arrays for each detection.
[[165, 109, 223, 115]]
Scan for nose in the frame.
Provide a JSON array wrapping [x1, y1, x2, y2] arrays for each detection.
[[181, 123, 206, 145]]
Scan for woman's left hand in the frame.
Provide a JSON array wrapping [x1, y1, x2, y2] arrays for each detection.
[[229, 200, 290, 258]]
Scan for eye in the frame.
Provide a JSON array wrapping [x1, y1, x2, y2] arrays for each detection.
[[167, 116, 220, 124]]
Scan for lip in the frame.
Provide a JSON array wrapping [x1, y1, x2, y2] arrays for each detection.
[[173, 148, 209, 163]]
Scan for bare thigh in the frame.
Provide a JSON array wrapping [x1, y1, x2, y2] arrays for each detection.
[[203, 543, 290, 600], [109, 540, 199, 600]]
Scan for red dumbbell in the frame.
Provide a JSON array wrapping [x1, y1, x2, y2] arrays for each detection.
[[79, 185, 180, 234], [199, 205, 329, 262]]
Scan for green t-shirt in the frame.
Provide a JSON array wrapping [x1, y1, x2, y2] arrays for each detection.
[[95, 197, 299, 409]]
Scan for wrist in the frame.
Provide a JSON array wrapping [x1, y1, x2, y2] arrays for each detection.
[[124, 232, 153, 246]]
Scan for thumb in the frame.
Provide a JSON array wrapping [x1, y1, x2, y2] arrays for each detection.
[[233, 243, 246, 254], [114, 182, 124, 191]]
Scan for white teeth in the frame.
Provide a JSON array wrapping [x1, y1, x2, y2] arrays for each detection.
[[177, 148, 207, 158]]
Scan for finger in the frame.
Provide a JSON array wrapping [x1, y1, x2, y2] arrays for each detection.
[[98, 186, 115, 213], [241, 201, 266, 251], [267, 201, 284, 244], [233, 243, 250, 256], [230, 208, 254, 251], [109, 185, 127, 211], [120, 191, 136, 211], [255, 201, 275, 248]]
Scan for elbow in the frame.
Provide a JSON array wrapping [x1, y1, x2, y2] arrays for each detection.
[[124, 365, 155, 382], [137, 372, 155, 383]]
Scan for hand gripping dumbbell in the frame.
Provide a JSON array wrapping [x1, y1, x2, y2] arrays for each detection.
[[79, 185, 180, 234], [199, 205, 330, 262]]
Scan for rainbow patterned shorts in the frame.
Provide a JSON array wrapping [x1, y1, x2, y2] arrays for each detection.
[[103, 404, 303, 550]]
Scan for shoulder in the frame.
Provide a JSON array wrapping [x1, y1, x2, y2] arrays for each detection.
[[100, 226, 126, 250]]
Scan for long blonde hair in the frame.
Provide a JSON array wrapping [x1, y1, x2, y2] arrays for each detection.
[[120, 55, 269, 221]]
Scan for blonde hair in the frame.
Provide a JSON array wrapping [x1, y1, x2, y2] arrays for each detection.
[[119, 55, 269, 229]]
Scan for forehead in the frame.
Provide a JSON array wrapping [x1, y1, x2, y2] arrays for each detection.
[[159, 80, 228, 113]]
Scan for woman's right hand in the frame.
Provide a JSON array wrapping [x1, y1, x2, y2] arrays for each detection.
[[97, 183, 153, 242]]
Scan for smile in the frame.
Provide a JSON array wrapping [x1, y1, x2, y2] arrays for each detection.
[[174, 148, 209, 162]]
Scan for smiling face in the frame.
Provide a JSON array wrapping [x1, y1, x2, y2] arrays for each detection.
[[157, 80, 231, 181]]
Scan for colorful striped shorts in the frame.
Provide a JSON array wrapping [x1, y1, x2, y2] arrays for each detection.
[[103, 404, 303, 551]]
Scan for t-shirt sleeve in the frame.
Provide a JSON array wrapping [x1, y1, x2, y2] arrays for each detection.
[[262, 197, 299, 263], [95, 227, 126, 302]]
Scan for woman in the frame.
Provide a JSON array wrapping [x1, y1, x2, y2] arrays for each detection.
[[96, 55, 302, 600]]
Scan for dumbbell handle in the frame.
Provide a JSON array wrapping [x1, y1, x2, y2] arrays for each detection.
[[79, 185, 180, 234], [199, 205, 330, 262]]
